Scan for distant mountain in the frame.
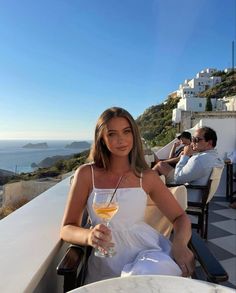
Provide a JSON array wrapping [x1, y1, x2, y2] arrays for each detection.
[[22, 142, 48, 149], [0, 169, 14, 177], [65, 141, 91, 149], [0, 169, 15, 185], [36, 155, 73, 168]]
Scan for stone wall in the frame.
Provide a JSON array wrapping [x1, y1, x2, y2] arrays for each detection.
[[2, 179, 61, 207]]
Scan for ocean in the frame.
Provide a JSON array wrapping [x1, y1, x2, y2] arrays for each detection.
[[0, 140, 90, 173]]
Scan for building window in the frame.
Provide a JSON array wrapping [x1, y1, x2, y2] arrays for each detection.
[[199, 103, 202, 107]]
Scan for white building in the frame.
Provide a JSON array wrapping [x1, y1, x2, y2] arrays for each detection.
[[172, 95, 236, 119], [222, 95, 236, 111], [171, 68, 236, 121], [196, 68, 217, 78], [224, 67, 236, 73], [172, 108, 182, 123], [176, 97, 219, 113], [177, 68, 221, 99]]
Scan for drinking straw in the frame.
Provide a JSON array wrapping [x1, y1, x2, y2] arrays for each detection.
[[108, 175, 123, 205]]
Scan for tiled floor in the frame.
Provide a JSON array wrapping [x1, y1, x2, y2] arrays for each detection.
[[198, 196, 236, 289]]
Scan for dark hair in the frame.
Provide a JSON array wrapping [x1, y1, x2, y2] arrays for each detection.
[[178, 131, 191, 140], [88, 107, 149, 175], [200, 126, 217, 147]]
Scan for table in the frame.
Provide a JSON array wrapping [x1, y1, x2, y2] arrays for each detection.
[[68, 275, 235, 293]]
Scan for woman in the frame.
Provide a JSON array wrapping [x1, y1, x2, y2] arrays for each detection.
[[60, 107, 194, 284]]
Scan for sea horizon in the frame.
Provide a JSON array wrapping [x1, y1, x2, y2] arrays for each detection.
[[0, 139, 92, 173]]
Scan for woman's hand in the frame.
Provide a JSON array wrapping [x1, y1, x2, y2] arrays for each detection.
[[88, 224, 114, 252], [172, 242, 195, 277]]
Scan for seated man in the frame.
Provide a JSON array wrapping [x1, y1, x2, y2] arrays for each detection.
[[163, 126, 223, 202], [152, 131, 191, 178]]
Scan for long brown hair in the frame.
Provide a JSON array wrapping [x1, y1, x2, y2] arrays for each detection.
[[87, 107, 149, 175]]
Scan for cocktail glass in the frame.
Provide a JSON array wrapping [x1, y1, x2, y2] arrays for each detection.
[[92, 190, 119, 257]]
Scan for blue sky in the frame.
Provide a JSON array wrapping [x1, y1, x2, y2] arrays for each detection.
[[0, 0, 235, 140]]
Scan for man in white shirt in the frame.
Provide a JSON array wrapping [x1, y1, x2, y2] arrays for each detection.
[[155, 127, 224, 201], [160, 127, 223, 202]]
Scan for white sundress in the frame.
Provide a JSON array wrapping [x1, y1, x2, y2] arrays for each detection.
[[85, 166, 181, 284]]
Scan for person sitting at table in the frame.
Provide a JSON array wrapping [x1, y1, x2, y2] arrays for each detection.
[[162, 127, 223, 202], [60, 107, 194, 284], [152, 131, 191, 174]]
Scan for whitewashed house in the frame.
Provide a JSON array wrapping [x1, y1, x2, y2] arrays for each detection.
[[177, 96, 218, 112], [222, 95, 236, 111], [177, 68, 221, 100], [171, 68, 236, 119]]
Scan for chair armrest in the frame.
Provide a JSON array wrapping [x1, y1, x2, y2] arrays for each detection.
[[167, 183, 208, 190], [57, 245, 91, 292], [189, 231, 228, 283], [57, 245, 86, 275], [185, 184, 208, 190], [166, 183, 181, 187]]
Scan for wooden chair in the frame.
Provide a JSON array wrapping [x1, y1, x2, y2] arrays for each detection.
[[225, 160, 236, 202], [186, 167, 223, 239], [57, 184, 228, 292]]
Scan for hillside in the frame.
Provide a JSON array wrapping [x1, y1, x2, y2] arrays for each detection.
[[136, 69, 235, 147], [199, 70, 236, 98], [136, 96, 180, 147]]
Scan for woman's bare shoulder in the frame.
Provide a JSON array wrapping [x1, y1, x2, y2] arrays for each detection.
[[142, 169, 165, 189], [74, 163, 93, 179], [142, 168, 159, 179]]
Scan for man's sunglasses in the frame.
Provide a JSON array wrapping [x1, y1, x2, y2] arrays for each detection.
[[192, 136, 204, 143]]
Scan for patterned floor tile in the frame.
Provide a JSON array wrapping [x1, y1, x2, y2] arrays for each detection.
[[220, 258, 236, 287], [211, 220, 236, 234], [206, 196, 236, 288], [204, 240, 235, 260], [210, 202, 230, 210], [209, 235, 236, 255], [209, 211, 230, 223], [207, 223, 232, 239], [214, 201, 232, 208], [214, 209, 236, 220]]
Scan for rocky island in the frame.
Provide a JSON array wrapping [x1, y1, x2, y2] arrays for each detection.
[[65, 141, 91, 149], [22, 142, 48, 149]]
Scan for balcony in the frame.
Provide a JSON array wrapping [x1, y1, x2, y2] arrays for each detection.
[[0, 169, 235, 292]]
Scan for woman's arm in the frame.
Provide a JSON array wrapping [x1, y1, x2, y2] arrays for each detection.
[[171, 213, 194, 277], [144, 170, 195, 276], [60, 165, 112, 250], [60, 165, 92, 245]]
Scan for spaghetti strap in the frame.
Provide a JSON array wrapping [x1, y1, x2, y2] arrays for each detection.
[[140, 172, 143, 188], [90, 164, 95, 189]]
